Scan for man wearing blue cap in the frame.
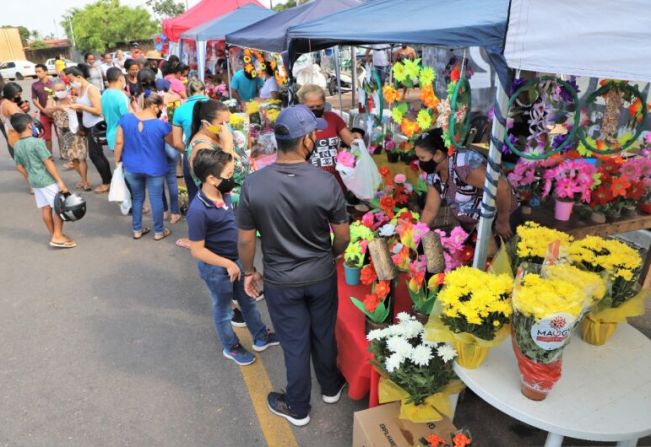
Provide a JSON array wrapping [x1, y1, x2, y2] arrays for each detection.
[[237, 105, 351, 426]]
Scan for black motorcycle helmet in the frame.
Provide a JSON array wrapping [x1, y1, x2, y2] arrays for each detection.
[[54, 192, 87, 222]]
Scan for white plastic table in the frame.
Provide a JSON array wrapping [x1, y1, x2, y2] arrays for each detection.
[[454, 324, 651, 447]]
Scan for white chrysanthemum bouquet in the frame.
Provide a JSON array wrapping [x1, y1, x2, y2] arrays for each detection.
[[368, 313, 459, 407]]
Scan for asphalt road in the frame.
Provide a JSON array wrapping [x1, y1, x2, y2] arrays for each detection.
[[0, 80, 649, 447]]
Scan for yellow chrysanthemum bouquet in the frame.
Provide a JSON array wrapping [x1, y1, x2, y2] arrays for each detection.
[[515, 222, 573, 268], [424, 267, 513, 369], [569, 235, 648, 345]]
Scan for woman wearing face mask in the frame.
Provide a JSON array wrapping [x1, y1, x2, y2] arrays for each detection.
[[0, 82, 31, 157], [297, 84, 354, 193], [65, 65, 113, 193], [46, 81, 90, 190], [415, 129, 520, 241], [114, 93, 175, 240], [188, 100, 234, 183]]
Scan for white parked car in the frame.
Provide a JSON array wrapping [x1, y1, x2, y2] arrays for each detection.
[[0, 60, 37, 80], [45, 58, 77, 76]]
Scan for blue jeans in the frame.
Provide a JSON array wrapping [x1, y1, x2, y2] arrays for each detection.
[[264, 274, 343, 417], [124, 170, 165, 234], [198, 260, 267, 350], [182, 153, 198, 202], [162, 146, 180, 214]]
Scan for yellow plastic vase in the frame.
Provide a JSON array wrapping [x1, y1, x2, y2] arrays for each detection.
[[580, 317, 618, 346], [452, 340, 491, 369]]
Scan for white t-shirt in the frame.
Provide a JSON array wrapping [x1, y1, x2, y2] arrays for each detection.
[[259, 76, 279, 99], [371, 45, 390, 67]]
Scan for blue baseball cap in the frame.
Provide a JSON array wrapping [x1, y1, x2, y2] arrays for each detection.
[[274, 105, 327, 140]]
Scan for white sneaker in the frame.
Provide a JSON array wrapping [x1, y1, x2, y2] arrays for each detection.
[[322, 383, 346, 404]]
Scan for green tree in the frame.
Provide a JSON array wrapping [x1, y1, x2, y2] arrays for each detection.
[[146, 0, 185, 18], [61, 0, 160, 53], [1, 26, 32, 46], [272, 0, 298, 12]]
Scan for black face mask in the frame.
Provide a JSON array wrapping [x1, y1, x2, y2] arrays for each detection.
[[13, 96, 22, 104], [304, 136, 316, 161], [419, 159, 438, 174], [311, 107, 324, 118], [217, 177, 236, 194]]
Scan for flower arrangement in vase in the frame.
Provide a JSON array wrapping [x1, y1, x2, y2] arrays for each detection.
[[542, 158, 596, 221], [367, 313, 463, 422], [425, 267, 513, 369], [570, 235, 646, 345]]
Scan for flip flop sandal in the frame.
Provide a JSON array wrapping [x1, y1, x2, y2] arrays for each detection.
[[133, 227, 151, 240], [170, 214, 182, 224], [154, 228, 172, 241], [49, 240, 77, 249]]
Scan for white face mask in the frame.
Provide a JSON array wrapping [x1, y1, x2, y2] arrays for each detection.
[[55, 90, 68, 99]]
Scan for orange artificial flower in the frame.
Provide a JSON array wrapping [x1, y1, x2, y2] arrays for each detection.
[[380, 196, 396, 218], [426, 434, 446, 447], [401, 118, 420, 138], [383, 85, 399, 104], [610, 177, 631, 198], [433, 273, 446, 286], [363, 293, 382, 313], [420, 84, 440, 109], [452, 432, 472, 447], [379, 166, 392, 178], [360, 264, 377, 286], [375, 280, 390, 299]]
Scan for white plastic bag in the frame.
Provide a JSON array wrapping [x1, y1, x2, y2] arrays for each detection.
[[335, 138, 381, 200], [109, 162, 132, 215]]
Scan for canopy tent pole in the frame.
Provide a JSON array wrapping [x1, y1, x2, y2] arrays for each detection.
[[226, 44, 233, 98], [350, 46, 356, 111], [197, 40, 207, 82], [472, 83, 509, 269], [334, 46, 344, 113]]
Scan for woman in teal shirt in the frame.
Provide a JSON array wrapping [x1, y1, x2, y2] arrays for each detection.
[[172, 79, 207, 201]]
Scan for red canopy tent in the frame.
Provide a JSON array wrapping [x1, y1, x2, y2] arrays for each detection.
[[162, 0, 267, 42]]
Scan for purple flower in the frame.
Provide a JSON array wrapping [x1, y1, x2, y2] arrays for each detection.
[[510, 78, 527, 96], [551, 134, 567, 149], [501, 133, 518, 155], [560, 79, 579, 102]]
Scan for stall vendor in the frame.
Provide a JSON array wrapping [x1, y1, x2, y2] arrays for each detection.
[[415, 129, 520, 240]]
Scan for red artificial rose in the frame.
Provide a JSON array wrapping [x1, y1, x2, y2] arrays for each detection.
[[380, 196, 396, 218], [360, 264, 377, 286], [374, 281, 391, 299], [363, 293, 382, 313], [379, 167, 391, 178]]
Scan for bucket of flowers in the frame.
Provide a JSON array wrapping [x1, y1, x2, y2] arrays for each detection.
[[541, 158, 596, 221], [569, 235, 647, 345], [424, 267, 513, 369], [368, 312, 464, 423]]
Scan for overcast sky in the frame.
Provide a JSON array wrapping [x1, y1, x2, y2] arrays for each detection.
[[0, 0, 285, 39]]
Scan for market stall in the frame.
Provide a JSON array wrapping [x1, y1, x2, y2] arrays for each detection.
[[179, 4, 275, 82], [284, 0, 651, 443]]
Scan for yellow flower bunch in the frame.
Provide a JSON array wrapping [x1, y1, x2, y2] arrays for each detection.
[[438, 267, 513, 326], [543, 264, 606, 306], [245, 101, 260, 115], [569, 236, 641, 281], [516, 222, 573, 263], [265, 108, 280, 124], [513, 273, 585, 320], [229, 114, 246, 129]]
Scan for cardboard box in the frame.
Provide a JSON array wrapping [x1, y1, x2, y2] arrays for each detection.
[[352, 402, 458, 447]]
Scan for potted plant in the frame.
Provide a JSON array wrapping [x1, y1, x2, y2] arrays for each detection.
[[511, 270, 591, 400], [424, 267, 513, 369], [542, 158, 596, 221], [350, 279, 392, 332], [408, 269, 445, 324], [367, 312, 464, 423], [569, 236, 645, 345], [344, 222, 375, 285]]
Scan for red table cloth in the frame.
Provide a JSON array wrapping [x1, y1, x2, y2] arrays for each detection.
[[335, 261, 412, 406]]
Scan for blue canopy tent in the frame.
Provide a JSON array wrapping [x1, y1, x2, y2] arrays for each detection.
[[180, 4, 275, 81], [225, 0, 364, 53], [287, 0, 513, 267]]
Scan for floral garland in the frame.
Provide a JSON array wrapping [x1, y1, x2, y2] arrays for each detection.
[[579, 80, 648, 155], [242, 48, 266, 79], [386, 58, 439, 140], [504, 76, 580, 160]]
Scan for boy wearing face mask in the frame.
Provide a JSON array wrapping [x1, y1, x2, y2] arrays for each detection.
[[187, 149, 278, 366], [296, 84, 354, 193], [46, 82, 90, 190]]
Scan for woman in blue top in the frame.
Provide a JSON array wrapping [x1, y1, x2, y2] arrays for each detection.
[[171, 79, 208, 202], [114, 92, 174, 240]]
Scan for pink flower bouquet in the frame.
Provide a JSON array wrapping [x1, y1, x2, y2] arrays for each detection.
[[542, 159, 596, 203]]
